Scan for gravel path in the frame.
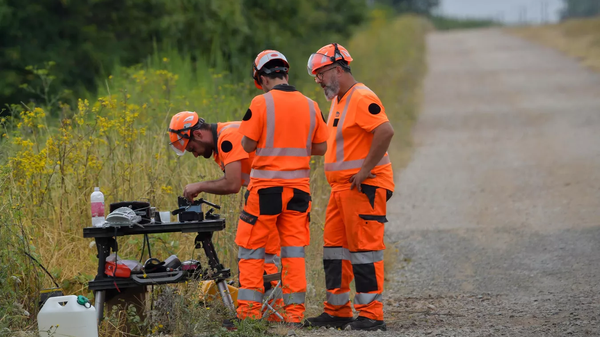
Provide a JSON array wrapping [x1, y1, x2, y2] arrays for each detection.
[[298, 28, 600, 336]]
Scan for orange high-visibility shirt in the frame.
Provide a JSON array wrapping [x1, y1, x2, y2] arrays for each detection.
[[239, 85, 329, 192], [324, 83, 394, 192], [212, 122, 254, 186]]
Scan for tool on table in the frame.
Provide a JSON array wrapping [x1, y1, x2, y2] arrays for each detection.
[[172, 196, 221, 222]]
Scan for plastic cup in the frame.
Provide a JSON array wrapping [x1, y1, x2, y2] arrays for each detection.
[[159, 212, 171, 224]]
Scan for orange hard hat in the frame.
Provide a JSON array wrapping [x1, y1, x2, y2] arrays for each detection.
[[168, 111, 204, 156], [307, 43, 353, 76], [252, 50, 289, 89]]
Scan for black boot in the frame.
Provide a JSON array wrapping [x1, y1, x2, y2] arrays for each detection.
[[304, 312, 354, 328], [222, 317, 241, 330], [347, 316, 386, 331], [281, 321, 304, 328]]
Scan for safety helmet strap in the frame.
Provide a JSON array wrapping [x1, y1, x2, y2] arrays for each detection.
[[168, 118, 205, 140], [260, 66, 289, 75], [331, 43, 345, 63], [253, 64, 289, 84]]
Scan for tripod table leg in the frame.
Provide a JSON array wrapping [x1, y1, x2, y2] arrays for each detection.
[[94, 290, 106, 324], [216, 280, 235, 313]]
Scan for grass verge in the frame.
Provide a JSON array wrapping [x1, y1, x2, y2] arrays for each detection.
[[510, 17, 600, 72], [0, 12, 429, 337]]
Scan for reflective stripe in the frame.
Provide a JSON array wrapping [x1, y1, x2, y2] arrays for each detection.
[[250, 169, 310, 179], [265, 253, 276, 264], [323, 247, 351, 261], [256, 95, 316, 158], [263, 288, 274, 299], [354, 293, 382, 305], [280, 246, 305, 258], [283, 292, 306, 305], [334, 87, 357, 163], [217, 123, 240, 137], [350, 250, 384, 265], [328, 85, 383, 171], [326, 100, 335, 124], [264, 92, 275, 148], [326, 291, 350, 306], [238, 247, 266, 260], [306, 97, 316, 150], [238, 288, 263, 303], [264, 287, 283, 301], [324, 154, 390, 172], [256, 147, 309, 157]]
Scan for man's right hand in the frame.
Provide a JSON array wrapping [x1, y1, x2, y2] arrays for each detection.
[[183, 182, 203, 201]]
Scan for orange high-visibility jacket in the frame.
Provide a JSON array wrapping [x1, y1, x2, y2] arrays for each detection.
[[239, 85, 329, 192], [324, 83, 394, 192], [212, 122, 254, 186]]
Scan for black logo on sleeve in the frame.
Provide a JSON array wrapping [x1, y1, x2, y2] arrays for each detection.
[[243, 109, 252, 121], [368, 103, 381, 115], [220, 140, 233, 153]]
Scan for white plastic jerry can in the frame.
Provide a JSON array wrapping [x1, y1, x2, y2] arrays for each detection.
[[38, 295, 98, 337]]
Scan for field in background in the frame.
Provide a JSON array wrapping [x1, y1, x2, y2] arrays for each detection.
[[510, 16, 600, 72], [0, 12, 428, 336], [430, 15, 499, 31]]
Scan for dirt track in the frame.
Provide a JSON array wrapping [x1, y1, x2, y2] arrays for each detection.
[[299, 28, 600, 336]]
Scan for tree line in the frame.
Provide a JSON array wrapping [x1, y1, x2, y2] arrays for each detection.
[[0, 0, 439, 112], [560, 0, 600, 20]]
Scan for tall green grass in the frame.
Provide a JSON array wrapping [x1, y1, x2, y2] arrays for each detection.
[[0, 12, 428, 336]]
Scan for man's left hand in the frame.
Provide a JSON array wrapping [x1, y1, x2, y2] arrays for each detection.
[[183, 182, 203, 201], [349, 169, 376, 192]]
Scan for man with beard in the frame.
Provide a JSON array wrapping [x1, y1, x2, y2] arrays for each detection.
[[304, 43, 395, 331], [167, 112, 281, 310], [169, 112, 251, 195]]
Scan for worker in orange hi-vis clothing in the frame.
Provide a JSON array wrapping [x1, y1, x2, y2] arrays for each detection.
[[304, 43, 395, 332], [167, 112, 281, 298], [223, 50, 329, 328]]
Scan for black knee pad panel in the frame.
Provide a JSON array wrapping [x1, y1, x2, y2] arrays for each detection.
[[324, 259, 343, 290], [353, 263, 378, 293]]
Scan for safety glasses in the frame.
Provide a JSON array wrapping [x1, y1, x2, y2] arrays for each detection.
[[315, 65, 339, 81]]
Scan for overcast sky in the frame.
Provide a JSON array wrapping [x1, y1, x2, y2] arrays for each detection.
[[436, 0, 565, 25]]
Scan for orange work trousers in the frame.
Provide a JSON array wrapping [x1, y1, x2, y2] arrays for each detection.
[[236, 186, 311, 323], [263, 230, 283, 321], [323, 184, 391, 321], [243, 189, 281, 280], [264, 229, 280, 280]]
